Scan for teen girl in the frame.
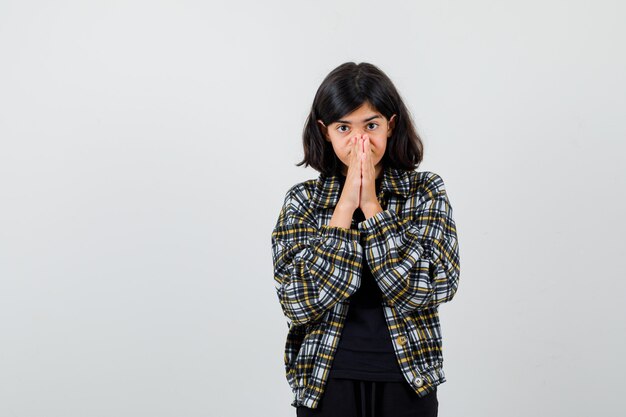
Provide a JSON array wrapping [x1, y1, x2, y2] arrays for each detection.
[[271, 62, 461, 417]]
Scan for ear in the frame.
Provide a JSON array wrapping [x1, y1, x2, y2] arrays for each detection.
[[317, 119, 330, 141], [387, 114, 397, 137]]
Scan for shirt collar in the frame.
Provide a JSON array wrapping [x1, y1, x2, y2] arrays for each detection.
[[311, 165, 412, 209]]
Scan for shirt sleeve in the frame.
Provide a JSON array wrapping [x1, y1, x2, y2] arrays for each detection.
[[271, 185, 363, 327], [357, 173, 460, 315]]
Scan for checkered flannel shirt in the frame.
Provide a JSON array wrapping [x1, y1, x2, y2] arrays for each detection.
[[271, 166, 461, 409]]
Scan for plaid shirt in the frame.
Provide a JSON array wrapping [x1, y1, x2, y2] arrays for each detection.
[[271, 166, 461, 409]]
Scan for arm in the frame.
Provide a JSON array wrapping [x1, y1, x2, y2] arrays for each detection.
[[271, 185, 363, 327], [358, 173, 460, 316]]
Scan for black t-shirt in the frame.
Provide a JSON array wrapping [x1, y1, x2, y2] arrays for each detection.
[[328, 173, 405, 381]]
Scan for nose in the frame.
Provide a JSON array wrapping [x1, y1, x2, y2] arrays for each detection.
[[353, 128, 367, 139]]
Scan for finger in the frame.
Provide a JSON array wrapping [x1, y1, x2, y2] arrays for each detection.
[[352, 136, 360, 172], [364, 137, 374, 177], [349, 136, 356, 162], [361, 152, 365, 177], [364, 149, 371, 179], [359, 138, 365, 173], [362, 137, 369, 164], [355, 138, 361, 173]]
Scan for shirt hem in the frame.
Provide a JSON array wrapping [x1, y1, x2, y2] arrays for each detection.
[[328, 369, 406, 382]]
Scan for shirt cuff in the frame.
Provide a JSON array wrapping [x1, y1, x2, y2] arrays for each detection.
[[320, 224, 361, 241], [357, 209, 396, 235]]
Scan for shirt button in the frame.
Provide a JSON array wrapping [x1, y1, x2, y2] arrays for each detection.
[[396, 335, 407, 345], [413, 376, 424, 387]]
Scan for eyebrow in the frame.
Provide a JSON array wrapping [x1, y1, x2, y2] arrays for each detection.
[[335, 115, 381, 124]]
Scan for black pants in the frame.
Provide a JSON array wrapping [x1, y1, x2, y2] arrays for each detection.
[[296, 377, 438, 417]]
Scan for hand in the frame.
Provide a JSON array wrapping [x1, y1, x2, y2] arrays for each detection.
[[336, 135, 363, 212], [358, 135, 383, 217]]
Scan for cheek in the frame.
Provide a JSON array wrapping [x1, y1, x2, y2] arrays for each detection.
[[331, 141, 351, 160], [369, 138, 387, 151]]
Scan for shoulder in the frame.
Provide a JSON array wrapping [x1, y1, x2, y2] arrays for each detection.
[[410, 170, 447, 191], [406, 170, 449, 202], [279, 178, 318, 217], [282, 179, 317, 204]]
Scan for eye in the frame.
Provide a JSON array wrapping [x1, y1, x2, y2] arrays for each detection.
[[367, 122, 379, 130], [336, 125, 349, 133]]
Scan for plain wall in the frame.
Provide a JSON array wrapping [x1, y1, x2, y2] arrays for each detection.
[[0, 1, 624, 416]]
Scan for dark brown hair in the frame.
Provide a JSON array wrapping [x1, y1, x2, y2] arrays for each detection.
[[296, 62, 424, 176]]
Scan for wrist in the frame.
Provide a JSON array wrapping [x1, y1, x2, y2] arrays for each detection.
[[361, 202, 383, 219], [335, 201, 357, 215]]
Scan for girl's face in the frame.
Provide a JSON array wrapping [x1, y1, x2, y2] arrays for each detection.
[[317, 101, 396, 178]]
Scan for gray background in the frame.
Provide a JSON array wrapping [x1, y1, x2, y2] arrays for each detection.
[[1, 1, 624, 416]]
